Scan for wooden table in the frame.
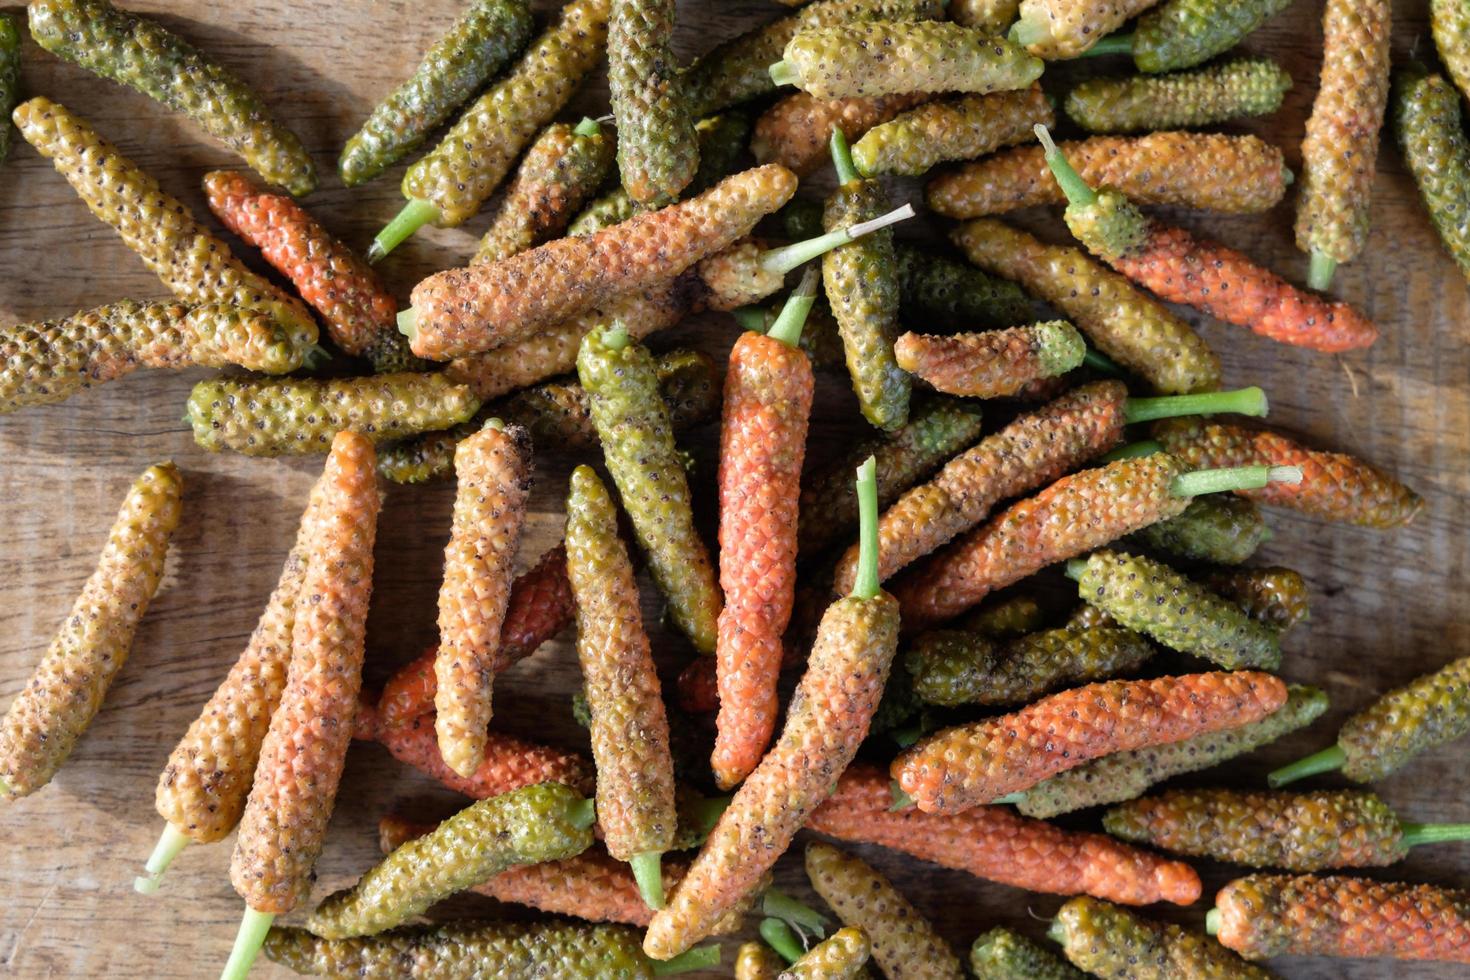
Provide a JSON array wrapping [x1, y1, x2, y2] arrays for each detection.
[[0, 1, 1465, 976]]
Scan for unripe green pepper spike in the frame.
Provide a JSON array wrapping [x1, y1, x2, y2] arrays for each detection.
[[1269, 744, 1347, 787], [220, 907, 274, 980], [369, 198, 440, 263], [761, 918, 806, 963]]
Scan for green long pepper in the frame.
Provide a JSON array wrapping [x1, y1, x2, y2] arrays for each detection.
[[1082, 0, 1295, 73]]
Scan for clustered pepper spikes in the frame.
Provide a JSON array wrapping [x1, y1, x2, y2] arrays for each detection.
[[1270, 652, 1470, 788], [895, 322, 1086, 399], [1035, 124, 1380, 353], [1395, 66, 1470, 285], [850, 86, 1055, 178], [369, 0, 611, 259], [1051, 896, 1272, 979], [971, 927, 1086, 980], [338, 0, 534, 187], [736, 940, 787, 980], [753, 90, 932, 176], [28, 0, 315, 195], [1104, 787, 1470, 871], [770, 21, 1043, 99], [1065, 58, 1292, 134], [1082, 0, 1295, 73], [1208, 873, 1470, 963]]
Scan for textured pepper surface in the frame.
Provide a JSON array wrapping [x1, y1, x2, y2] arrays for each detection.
[[409, 164, 796, 358], [894, 671, 1287, 812], [155, 499, 313, 843], [895, 244, 1033, 329], [1104, 788, 1407, 870], [953, 0, 1023, 30], [800, 398, 985, 558], [1067, 58, 1291, 133], [1433, 0, 1470, 103], [186, 373, 480, 457], [1215, 874, 1470, 962], [753, 91, 932, 176], [566, 466, 676, 861], [714, 333, 813, 788], [808, 764, 1202, 905], [805, 840, 965, 979], [783, 22, 1043, 99], [339, 0, 534, 186], [27, 0, 315, 194], [580, 331, 722, 654], [0, 16, 19, 164], [1014, 0, 1160, 58], [824, 178, 909, 431], [737, 942, 786, 980], [308, 783, 593, 938], [1295, 0, 1391, 267], [1396, 67, 1470, 281], [835, 382, 1128, 593], [202, 170, 410, 370], [696, 239, 786, 313], [1014, 684, 1327, 819], [402, 0, 610, 226], [952, 220, 1218, 394], [434, 424, 532, 779], [852, 87, 1052, 177], [472, 122, 613, 267], [367, 710, 595, 797], [895, 322, 1085, 399], [230, 433, 379, 914], [1154, 419, 1423, 527], [266, 921, 663, 977], [0, 300, 296, 414], [1054, 896, 1272, 979], [782, 927, 871, 979], [892, 453, 1193, 631], [644, 591, 900, 958], [971, 928, 1085, 980], [609, 0, 698, 207], [907, 626, 1155, 708], [1076, 550, 1281, 670], [1132, 0, 1294, 72], [0, 464, 181, 800], [1336, 654, 1470, 783], [929, 132, 1287, 217], [1202, 566, 1310, 631], [1131, 495, 1268, 565], [15, 98, 317, 355]]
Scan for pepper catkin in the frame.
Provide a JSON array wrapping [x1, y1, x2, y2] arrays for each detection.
[[1065, 58, 1291, 133], [1433, 0, 1470, 103], [852, 86, 1053, 177], [781, 927, 871, 979], [1052, 896, 1272, 979], [971, 928, 1085, 980], [1130, 495, 1269, 565], [896, 322, 1085, 399], [1124, 0, 1295, 73], [1395, 66, 1470, 283], [753, 91, 932, 176], [1202, 566, 1309, 631]]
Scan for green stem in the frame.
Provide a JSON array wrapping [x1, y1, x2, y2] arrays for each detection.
[[631, 851, 666, 910], [1123, 386, 1268, 424], [134, 823, 191, 895], [1308, 251, 1337, 291], [652, 945, 722, 975], [1267, 744, 1346, 788], [569, 796, 598, 829], [889, 781, 915, 811], [763, 889, 828, 937], [766, 268, 820, 347], [1170, 464, 1301, 498], [1047, 918, 1067, 944], [1283, 166, 1295, 186], [483, 417, 505, 432], [1065, 558, 1088, 581], [759, 204, 915, 274], [851, 456, 880, 600], [891, 719, 924, 747], [769, 60, 799, 87], [573, 117, 601, 137], [1205, 909, 1222, 936], [369, 197, 439, 262], [601, 323, 631, 352], [396, 308, 417, 340], [1009, 15, 1046, 47], [686, 794, 732, 845], [993, 792, 1025, 805], [1079, 33, 1133, 57], [1083, 347, 1124, 376], [1033, 124, 1097, 208], [830, 126, 859, 185], [1101, 440, 1163, 463], [760, 918, 805, 964], [220, 907, 274, 980], [1398, 822, 1470, 848], [731, 305, 773, 332]]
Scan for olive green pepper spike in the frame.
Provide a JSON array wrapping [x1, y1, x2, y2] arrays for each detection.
[[579, 325, 722, 653], [0, 15, 19, 165], [961, 592, 1049, 638], [1395, 66, 1470, 284], [971, 927, 1085, 980], [895, 244, 1035, 329], [1049, 897, 1272, 979], [1128, 495, 1271, 565], [28, 0, 315, 194], [1069, 550, 1281, 671], [1432, 0, 1470, 104], [852, 87, 1054, 177], [1084, 0, 1295, 73], [1066, 58, 1292, 134], [1201, 566, 1310, 632], [306, 784, 596, 938], [610, 0, 699, 207], [339, 0, 535, 186]]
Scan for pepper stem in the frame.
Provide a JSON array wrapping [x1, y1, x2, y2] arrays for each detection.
[[483, 417, 505, 432], [1064, 558, 1088, 581], [1101, 440, 1163, 463], [731, 305, 773, 331], [760, 918, 805, 964], [766, 268, 820, 347], [631, 851, 666, 910], [1267, 744, 1346, 788], [768, 60, 800, 87], [763, 889, 828, 938], [889, 781, 915, 811], [830, 126, 860, 185], [396, 308, 417, 340], [573, 117, 601, 137], [1034, 125, 1097, 208], [1009, 15, 1047, 47], [1308, 251, 1338, 291], [369, 197, 439, 262], [1398, 822, 1470, 848], [759, 204, 915, 274], [685, 794, 732, 845], [1046, 918, 1066, 943], [993, 792, 1025, 805], [852, 456, 880, 600], [569, 796, 598, 829], [220, 907, 274, 980], [1080, 33, 1134, 57], [1170, 464, 1302, 498], [134, 823, 191, 895], [1124, 386, 1268, 423], [652, 945, 722, 975], [601, 323, 631, 352], [1083, 347, 1124, 376], [1205, 909, 1222, 936]]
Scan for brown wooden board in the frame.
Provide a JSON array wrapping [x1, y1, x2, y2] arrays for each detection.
[[0, 0, 1466, 976]]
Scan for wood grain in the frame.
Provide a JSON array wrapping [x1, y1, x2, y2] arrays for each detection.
[[0, 0, 1465, 977]]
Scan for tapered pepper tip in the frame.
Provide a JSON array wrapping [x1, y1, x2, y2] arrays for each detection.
[[769, 61, 799, 87], [1205, 909, 1222, 936], [631, 851, 666, 910], [759, 918, 805, 964], [1267, 744, 1345, 787], [134, 823, 192, 896], [1308, 251, 1337, 291], [396, 308, 417, 340], [652, 944, 722, 975], [573, 117, 601, 137], [888, 780, 915, 811], [220, 907, 274, 980]]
